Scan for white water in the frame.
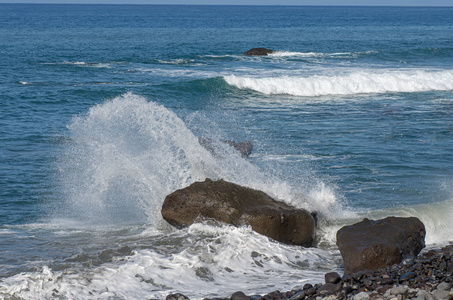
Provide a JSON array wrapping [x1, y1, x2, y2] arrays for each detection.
[[58, 92, 348, 226], [224, 69, 453, 96], [2, 93, 452, 299]]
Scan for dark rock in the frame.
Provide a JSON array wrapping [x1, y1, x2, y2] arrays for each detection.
[[305, 287, 316, 296], [167, 293, 190, 300], [353, 272, 366, 282], [243, 48, 276, 56], [400, 271, 417, 281], [325, 272, 342, 284], [336, 217, 426, 274], [380, 278, 395, 285], [341, 285, 353, 294], [162, 179, 316, 247], [317, 283, 341, 295], [303, 283, 313, 290], [230, 291, 249, 300], [289, 291, 305, 300], [198, 137, 253, 159]]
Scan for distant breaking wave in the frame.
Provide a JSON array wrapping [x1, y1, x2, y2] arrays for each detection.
[[268, 50, 378, 58], [224, 69, 453, 96]]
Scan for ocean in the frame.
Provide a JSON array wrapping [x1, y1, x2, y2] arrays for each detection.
[[1, 4, 453, 299]]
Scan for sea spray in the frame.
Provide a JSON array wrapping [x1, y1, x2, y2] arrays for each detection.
[[59, 92, 218, 226], [58, 93, 348, 228]]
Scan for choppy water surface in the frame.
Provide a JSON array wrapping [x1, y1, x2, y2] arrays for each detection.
[[1, 5, 453, 299]]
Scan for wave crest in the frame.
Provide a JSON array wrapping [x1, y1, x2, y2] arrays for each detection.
[[224, 69, 453, 97]]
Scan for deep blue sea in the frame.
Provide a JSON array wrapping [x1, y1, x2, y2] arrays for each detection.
[[1, 4, 453, 299]]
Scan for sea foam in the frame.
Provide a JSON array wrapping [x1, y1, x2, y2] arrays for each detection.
[[224, 69, 453, 97]]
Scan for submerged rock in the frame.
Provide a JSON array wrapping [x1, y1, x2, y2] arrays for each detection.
[[161, 178, 316, 247], [336, 217, 426, 274], [243, 48, 276, 56], [198, 137, 253, 158]]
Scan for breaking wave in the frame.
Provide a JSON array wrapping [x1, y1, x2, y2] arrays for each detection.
[[224, 69, 453, 96]]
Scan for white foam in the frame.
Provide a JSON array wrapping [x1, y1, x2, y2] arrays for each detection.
[[157, 59, 193, 65], [0, 224, 337, 300], [268, 50, 378, 58], [224, 69, 453, 96]]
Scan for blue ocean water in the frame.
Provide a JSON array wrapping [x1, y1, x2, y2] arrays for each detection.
[[1, 4, 453, 299]]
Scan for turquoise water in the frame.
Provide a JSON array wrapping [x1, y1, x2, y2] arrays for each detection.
[[1, 5, 453, 299]]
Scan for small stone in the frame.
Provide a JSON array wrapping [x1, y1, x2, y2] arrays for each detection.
[[318, 283, 341, 295], [432, 289, 450, 300], [436, 281, 452, 291], [353, 291, 370, 300], [230, 291, 249, 300], [166, 293, 190, 300], [325, 272, 342, 284], [390, 285, 408, 296], [305, 287, 316, 296], [353, 272, 366, 282], [342, 284, 353, 294], [289, 291, 305, 300], [415, 290, 434, 300], [400, 271, 417, 281], [380, 278, 395, 285], [303, 283, 313, 290]]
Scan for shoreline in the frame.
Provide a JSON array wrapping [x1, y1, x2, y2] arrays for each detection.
[[168, 244, 453, 300]]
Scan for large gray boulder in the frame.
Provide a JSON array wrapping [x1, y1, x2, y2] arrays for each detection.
[[162, 179, 316, 247], [243, 48, 276, 56], [336, 217, 426, 274]]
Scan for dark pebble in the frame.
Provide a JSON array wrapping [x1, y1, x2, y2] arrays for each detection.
[[353, 271, 365, 282], [318, 283, 341, 295], [289, 291, 305, 300], [305, 287, 316, 296], [400, 271, 417, 281], [325, 271, 342, 284]]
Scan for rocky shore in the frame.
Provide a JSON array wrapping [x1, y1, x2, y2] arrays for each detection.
[[167, 244, 453, 300]]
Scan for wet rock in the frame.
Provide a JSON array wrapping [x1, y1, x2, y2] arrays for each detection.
[[198, 137, 253, 159], [162, 179, 316, 247], [336, 217, 426, 274], [289, 291, 305, 300], [325, 272, 342, 284], [243, 48, 275, 56], [230, 291, 249, 300], [305, 287, 317, 296], [167, 293, 190, 300], [318, 283, 341, 295]]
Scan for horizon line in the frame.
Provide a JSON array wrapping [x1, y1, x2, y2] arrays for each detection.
[[1, 2, 453, 6]]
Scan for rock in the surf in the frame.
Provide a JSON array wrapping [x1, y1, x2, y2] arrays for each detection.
[[161, 178, 316, 247], [198, 137, 253, 158], [243, 48, 276, 56], [336, 216, 426, 274], [166, 293, 190, 300]]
